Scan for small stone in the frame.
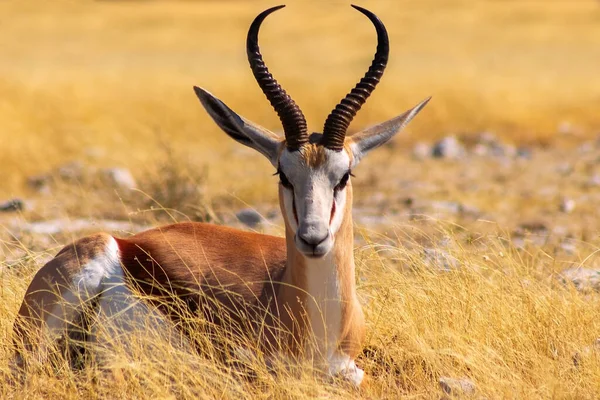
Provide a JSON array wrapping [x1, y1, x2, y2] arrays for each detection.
[[265, 209, 279, 220], [512, 237, 526, 249], [422, 248, 459, 271], [558, 121, 574, 135], [439, 377, 476, 396], [367, 192, 386, 205], [0, 198, 24, 212], [3, 248, 28, 268], [559, 238, 577, 255], [552, 225, 569, 237], [100, 167, 137, 189], [492, 143, 516, 158], [459, 203, 481, 218], [236, 208, 265, 228], [401, 197, 414, 207], [578, 142, 594, 154], [429, 201, 462, 215], [587, 175, 600, 188], [516, 146, 532, 160], [561, 268, 600, 292], [472, 143, 488, 157], [431, 136, 466, 160], [573, 339, 600, 367], [559, 198, 576, 214], [412, 142, 431, 160], [355, 213, 391, 228], [477, 131, 499, 145], [556, 163, 573, 176], [57, 161, 85, 181], [516, 221, 549, 235], [27, 174, 51, 193], [539, 186, 558, 197], [572, 350, 586, 367], [426, 201, 480, 218], [473, 132, 517, 159]]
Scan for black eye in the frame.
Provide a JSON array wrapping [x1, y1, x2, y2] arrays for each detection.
[[334, 172, 351, 192], [278, 169, 293, 189]]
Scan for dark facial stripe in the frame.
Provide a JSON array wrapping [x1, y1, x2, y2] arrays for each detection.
[[329, 200, 336, 225], [292, 196, 299, 225]]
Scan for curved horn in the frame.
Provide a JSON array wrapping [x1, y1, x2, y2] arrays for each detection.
[[321, 5, 389, 151], [247, 5, 308, 151]]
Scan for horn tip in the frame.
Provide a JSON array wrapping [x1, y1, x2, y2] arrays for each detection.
[[414, 96, 432, 112], [193, 86, 206, 96]]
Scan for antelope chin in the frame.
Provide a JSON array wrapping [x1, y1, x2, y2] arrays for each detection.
[[294, 235, 333, 259], [304, 251, 328, 259]]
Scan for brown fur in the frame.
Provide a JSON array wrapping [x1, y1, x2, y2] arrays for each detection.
[[115, 223, 288, 350], [299, 143, 327, 168], [13, 149, 365, 380], [333, 183, 365, 359]]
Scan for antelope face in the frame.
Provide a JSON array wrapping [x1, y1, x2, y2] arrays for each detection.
[[194, 4, 430, 258], [277, 144, 352, 258]]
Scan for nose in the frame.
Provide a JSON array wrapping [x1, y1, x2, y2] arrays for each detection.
[[298, 232, 328, 249]]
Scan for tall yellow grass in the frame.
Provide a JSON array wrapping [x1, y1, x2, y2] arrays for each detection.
[[2, 225, 600, 398], [1, 1, 600, 398]]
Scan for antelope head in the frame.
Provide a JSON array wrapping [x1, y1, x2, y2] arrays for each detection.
[[194, 5, 430, 259]]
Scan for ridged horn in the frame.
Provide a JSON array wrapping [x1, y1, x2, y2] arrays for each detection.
[[247, 5, 308, 151], [321, 5, 389, 151]]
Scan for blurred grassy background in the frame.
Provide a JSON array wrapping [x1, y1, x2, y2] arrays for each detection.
[[3, 3, 600, 398], [1, 0, 600, 197]]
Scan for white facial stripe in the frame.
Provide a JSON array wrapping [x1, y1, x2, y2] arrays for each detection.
[[281, 187, 298, 232], [330, 187, 347, 237], [278, 147, 351, 256]]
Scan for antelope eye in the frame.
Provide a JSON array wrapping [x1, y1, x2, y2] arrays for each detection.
[[278, 169, 292, 189], [334, 172, 350, 192]]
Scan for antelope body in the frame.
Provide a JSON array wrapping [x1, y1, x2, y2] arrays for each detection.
[[12, 5, 429, 386]]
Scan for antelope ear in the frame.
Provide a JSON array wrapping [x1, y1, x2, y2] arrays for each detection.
[[348, 97, 431, 165], [194, 86, 282, 167]]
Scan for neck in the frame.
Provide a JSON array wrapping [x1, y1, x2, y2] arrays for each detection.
[[277, 185, 357, 359]]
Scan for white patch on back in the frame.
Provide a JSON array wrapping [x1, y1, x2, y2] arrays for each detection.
[[45, 237, 181, 359], [74, 236, 120, 297], [46, 236, 121, 334], [95, 244, 178, 351]]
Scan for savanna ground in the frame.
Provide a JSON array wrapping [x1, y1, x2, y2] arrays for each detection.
[[1, 0, 600, 398]]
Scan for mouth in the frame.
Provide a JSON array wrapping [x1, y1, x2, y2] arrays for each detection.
[[294, 234, 331, 259], [304, 251, 327, 259]]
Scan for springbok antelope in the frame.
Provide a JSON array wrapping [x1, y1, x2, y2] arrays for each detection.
[[12, 5, 429, 386]]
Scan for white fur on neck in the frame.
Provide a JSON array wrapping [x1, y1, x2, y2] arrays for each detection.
[[304, 251, 342, 363], [303, 251, 363, 385]]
